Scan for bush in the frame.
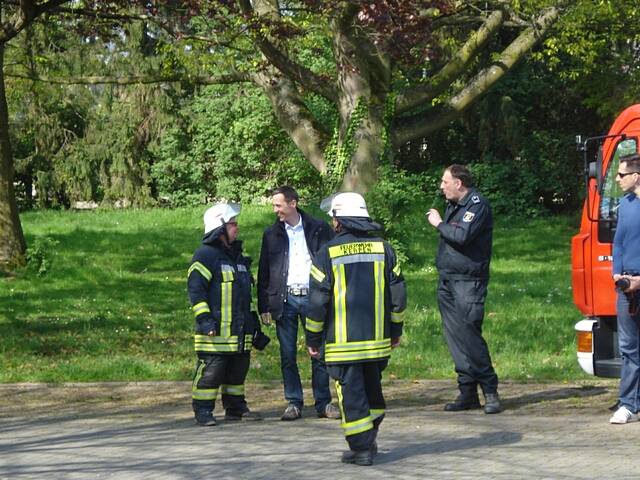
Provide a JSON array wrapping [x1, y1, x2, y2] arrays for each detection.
[[26, 236, 60, 276], [152, 84, 323, 205], [366, 165, 436, 262]]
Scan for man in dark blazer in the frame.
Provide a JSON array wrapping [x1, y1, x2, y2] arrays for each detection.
[[258, 186, 341, 421]]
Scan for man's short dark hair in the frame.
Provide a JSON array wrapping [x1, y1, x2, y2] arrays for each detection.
[[272, 186, 299, 203], [446, 164, 475, 188], [620, 153, 640, 173]]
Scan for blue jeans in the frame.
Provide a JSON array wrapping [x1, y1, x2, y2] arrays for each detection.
[[618, 290, 640, 412], [276, 293, 331, 413]]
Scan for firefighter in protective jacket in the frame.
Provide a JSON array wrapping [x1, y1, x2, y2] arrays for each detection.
[[187, 203, 262, 426], [305, 192, 407, 466]]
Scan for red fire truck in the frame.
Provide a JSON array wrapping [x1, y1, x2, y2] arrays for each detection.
[[573, 104, 640, 377]]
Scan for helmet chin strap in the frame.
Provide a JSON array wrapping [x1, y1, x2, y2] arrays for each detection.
[[219, 221, 231, 247]]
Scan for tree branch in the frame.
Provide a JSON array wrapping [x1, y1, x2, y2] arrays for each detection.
[[237, 0, 338, 103], [1, 0, 70, 43], [4, 71, 251, 85], [253, 71, 329, 174], [392, 3, 568, 146], [396, 7, 506, 115]]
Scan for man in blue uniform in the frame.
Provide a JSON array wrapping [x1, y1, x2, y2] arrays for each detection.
[[427, 164, 501, 414], [610, 154, 640, 424], [306, 192, 407, 466], [188, 203, 262, 426]]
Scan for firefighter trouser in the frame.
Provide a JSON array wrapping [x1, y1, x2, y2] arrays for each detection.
[[328, 359, 388, 452], [438, 278, 498, 397], [192, 352, 250, 416]]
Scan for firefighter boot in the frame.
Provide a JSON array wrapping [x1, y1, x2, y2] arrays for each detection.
[[225, 409, 263, 421], [194, 410, 217, 426], [341, 443, 377, 466], [483, 393, 502, 414], [444, 394, 481, 412]]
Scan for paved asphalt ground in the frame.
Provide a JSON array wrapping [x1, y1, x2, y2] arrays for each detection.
[[0, 379, 637, 479]]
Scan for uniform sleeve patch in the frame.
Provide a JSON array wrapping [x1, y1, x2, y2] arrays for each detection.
[[471, 195, 480, 204], [462, 211, 476, 223]]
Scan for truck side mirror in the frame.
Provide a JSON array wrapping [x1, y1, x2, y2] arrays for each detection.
[[596, 146, 603, 193], [588, 161, 597, 179]]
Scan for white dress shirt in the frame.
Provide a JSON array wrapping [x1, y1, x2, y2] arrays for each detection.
[[286, 216, 312, 288]]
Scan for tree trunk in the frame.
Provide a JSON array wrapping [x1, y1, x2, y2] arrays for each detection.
[[341, 105, 385, 193], [0, 43, 26, 273], [331, 7, 391, 194]]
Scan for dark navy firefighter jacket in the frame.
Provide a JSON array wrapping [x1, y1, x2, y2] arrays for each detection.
[[305, 230, 407, 365], [187, 236, 256, 355]]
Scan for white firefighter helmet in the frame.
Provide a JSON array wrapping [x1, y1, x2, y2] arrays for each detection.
[[321, 192, 370, 218], [203, 203, 241, 235]]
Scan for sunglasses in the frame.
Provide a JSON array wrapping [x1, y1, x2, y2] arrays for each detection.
[[616, 171, 639, 178]]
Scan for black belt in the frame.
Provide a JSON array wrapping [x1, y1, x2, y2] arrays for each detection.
[[287, 286, 309, 296]]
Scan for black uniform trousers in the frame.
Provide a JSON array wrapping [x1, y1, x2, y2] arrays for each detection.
[[437, 278, 498, 397], [192, 352, 250, 416], [328, 359, 388, 452]]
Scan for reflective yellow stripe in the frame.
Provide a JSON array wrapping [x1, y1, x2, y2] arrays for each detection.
[[244, 333, 253, 351], [326, 338, 391, 351], [194, 334, 240, 353], [392, 263, 401, 276], [192, 302, 210, 317], [326, 348, 391, 363], [328, 241, 384, 259], [188, 261, 212, 281], [342, 415, 374, 437], [374, 260, 385, 340], [221, 264, 235, 282], [325, 339, 391, 363], [370, 408, 385, 420], [306, 318, 324, 333], [191, 360, 219, 400], [220, 384, 245, 396], [310, 264, 325, 282], [333, 263, 347, 344], [220, 281, 232, 337], [222, 270, 234, 282], [192, 387, 219, 401], [391, 310, 405, 323]]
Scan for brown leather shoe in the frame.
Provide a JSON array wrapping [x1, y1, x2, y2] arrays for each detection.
[[318, 403, 341, 419]]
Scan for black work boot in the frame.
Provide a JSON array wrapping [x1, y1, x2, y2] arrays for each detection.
[[483, 393, 502, 414], [225, 409, 263, 421], [194, 410, 217, 426], [444, 394, 481, 412], [341, 443, 378, 466]]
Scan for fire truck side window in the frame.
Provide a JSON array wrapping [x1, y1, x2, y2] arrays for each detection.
[[600, 138, 637, 222]]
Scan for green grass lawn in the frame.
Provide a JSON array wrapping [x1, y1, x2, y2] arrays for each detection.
[[0, 205, 587, 383]]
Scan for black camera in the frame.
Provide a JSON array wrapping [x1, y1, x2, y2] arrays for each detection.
[[249, 311, 271, 351], [616, 278, 631, 291], [252, 330, 271, 351]]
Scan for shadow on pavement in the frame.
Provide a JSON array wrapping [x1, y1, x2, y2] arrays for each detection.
[[377, 431, 522, 464], [503, 386, 609, 410]]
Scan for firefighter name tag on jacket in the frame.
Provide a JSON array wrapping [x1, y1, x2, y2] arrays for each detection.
[[329, 241, 384, 258]]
